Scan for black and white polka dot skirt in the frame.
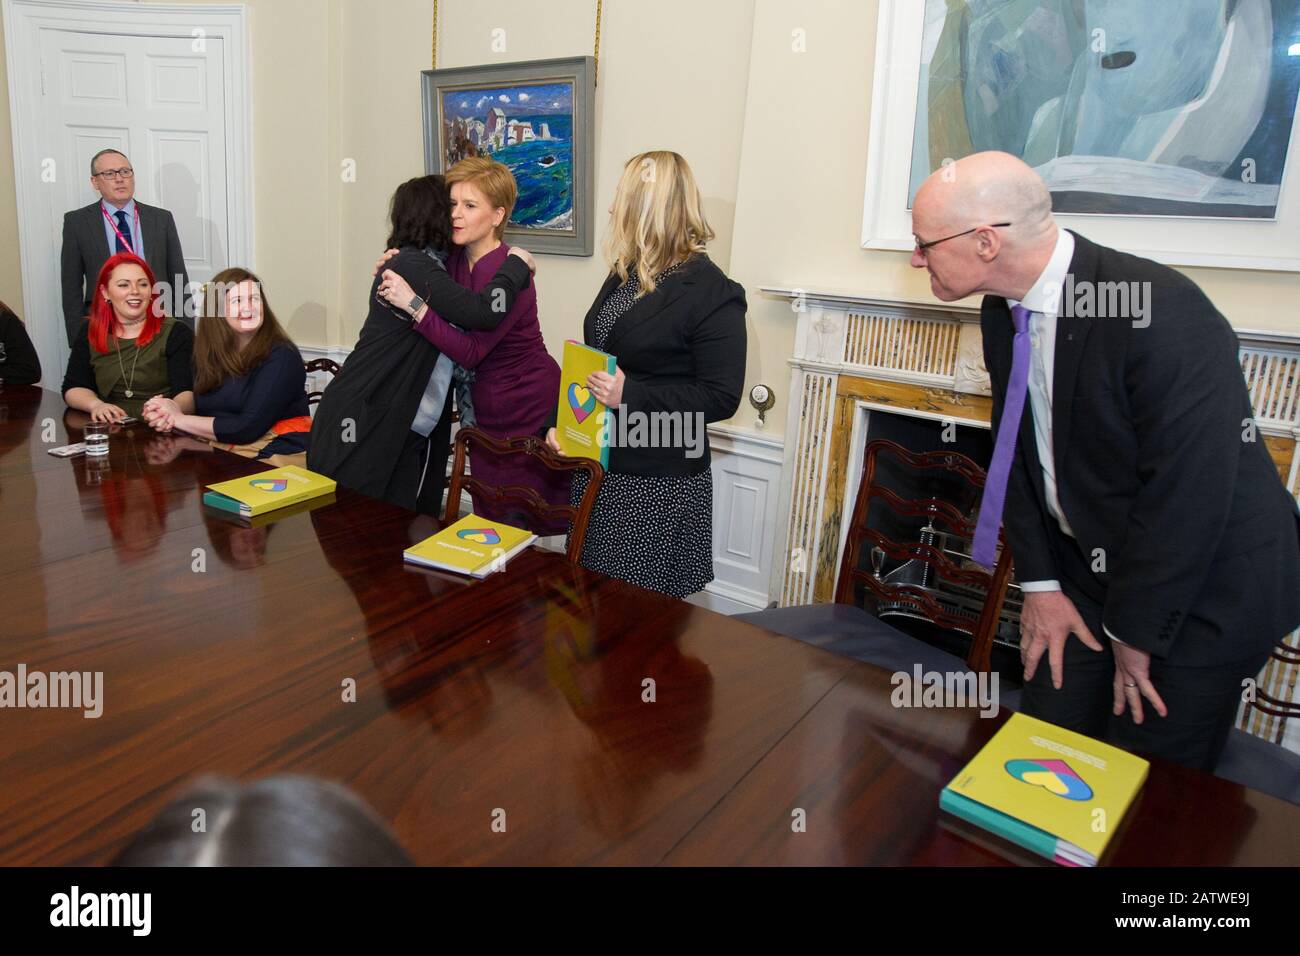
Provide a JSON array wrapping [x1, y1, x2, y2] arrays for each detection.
[[569, 469, 714, 599]]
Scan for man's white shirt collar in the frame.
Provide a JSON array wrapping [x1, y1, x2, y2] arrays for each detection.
[[1009, 228, 1074, 318]]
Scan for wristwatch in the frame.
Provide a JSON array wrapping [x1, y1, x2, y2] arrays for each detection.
[[407, 294, 425, 318]]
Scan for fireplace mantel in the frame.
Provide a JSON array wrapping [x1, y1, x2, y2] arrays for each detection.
[[765, 286, 1300, 606], [760, 285, 980, 316], [760, 283, 1300, 351]]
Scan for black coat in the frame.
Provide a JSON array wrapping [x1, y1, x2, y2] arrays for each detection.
[[60, 200, 191, 347], [562, 253, 747, 477], [0, 306, 41, 385], [308, 249, 531, 501], [982, 231, 1300, 666]]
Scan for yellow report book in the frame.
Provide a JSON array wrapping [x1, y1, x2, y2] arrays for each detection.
[[203, 466, 337, 518], [940, 712, 1149, 867], [403, 513, 537, 578], [555, 340, 616, 466]]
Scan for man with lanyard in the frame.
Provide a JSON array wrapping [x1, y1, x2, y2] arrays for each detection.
[[60, 149, 192, 347]]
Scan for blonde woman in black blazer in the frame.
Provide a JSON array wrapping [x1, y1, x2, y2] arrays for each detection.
[[546, 150, 746, 597]]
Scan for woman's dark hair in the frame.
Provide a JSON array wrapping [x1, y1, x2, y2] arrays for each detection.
[[386, 174, 453, 252], [112, 774, 414, 866]]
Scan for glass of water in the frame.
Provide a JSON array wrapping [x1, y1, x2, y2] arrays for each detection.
[[84, 421, 110, 457]]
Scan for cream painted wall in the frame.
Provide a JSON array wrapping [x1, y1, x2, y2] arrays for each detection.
[[0, 0, 740, 360], [333, 0, 755, 368], [170, 0, 342, 347]]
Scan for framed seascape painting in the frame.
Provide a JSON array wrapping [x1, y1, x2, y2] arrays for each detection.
[[862, 0, 1300, 271], [422, 56, 596, 257]]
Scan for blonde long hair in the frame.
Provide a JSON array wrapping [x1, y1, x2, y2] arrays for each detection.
[[602, 150, 714, 298]]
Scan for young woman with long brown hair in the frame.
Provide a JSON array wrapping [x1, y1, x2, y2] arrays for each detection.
[[142, 268, 311, 466]]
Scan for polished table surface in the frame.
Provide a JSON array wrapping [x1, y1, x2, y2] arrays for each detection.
[[1, 384, 1297, 866]]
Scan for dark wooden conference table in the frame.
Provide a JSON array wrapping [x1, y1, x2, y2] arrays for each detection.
[[2, 384, 1297, 866]]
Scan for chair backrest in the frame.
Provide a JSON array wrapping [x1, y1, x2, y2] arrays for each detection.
[[304, 358, 341, 407], [1244, 633, 1300, 725], [444, 427, 604, 564], [835, 438, 1015, 672]]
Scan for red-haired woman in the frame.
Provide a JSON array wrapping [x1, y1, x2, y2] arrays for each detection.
[[62, 251, 194, 422]]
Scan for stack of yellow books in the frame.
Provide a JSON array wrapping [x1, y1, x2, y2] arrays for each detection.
[[203, 466, 337, 519]]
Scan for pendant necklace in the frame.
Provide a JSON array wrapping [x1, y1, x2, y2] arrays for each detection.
[[115, 333, 142, 398]]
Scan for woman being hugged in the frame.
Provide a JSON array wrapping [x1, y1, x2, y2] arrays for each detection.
[[377, 157, 567, 533], [141, 268, 311, 468], [309, 174, 535, 515], [62, 252, 194, 422], [546, 151, 747, 598]]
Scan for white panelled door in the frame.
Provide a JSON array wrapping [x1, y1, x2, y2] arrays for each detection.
[[37, 28, 229, 374], [4, 0, 249, 388]]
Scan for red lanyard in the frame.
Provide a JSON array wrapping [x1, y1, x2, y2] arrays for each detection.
[[101, 203, 140, 253]]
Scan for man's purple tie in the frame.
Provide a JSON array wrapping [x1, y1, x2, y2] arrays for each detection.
[[971, 303, 1032, 568]]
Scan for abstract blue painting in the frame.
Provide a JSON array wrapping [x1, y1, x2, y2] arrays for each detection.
[[908, 0, 1300, 218]]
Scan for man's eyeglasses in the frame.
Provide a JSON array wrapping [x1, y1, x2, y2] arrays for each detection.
[[914, 222, 1012, 253], [94, 167, 134, 181]]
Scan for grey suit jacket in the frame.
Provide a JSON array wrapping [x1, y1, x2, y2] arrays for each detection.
[[60, 200, 192, 346]]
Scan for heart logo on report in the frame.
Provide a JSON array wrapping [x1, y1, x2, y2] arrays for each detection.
[[1005, 759, 1093, 801], [567, 383, 597, 424], [249, 478, 288, 493], [457, 528, 501, 546]]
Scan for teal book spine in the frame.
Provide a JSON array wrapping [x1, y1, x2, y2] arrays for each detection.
[[202, 490, 246, 515], [940, 788, 1063, 864]]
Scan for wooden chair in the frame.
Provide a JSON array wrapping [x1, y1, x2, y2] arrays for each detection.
[[306, 356, 461, 419], [304, 358, 341, 408], [836, 439, 1016, 672], [444, 427, 604, 564], [1214, 632, 1300, 804], [738, 438, 1016, 680], [1241, 636, 1300, 726]]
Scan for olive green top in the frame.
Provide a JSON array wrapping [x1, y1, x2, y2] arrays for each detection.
[[89, 319, 178, 418]]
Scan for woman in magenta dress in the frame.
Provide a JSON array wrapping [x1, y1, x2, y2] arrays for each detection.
[[380, 157, 568, 534]]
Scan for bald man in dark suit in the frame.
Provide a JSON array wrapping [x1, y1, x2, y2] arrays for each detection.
[[910, 150, 1300, 770]]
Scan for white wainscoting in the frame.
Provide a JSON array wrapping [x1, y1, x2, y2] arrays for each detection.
[[691, 423, 785, 615]]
